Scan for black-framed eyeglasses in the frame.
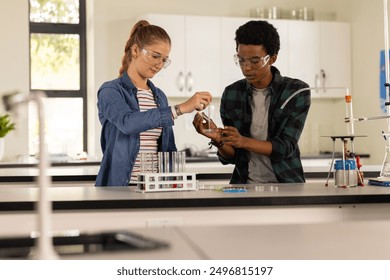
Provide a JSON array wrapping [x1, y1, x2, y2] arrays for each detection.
[[233, 53, 270, 68], [142, 48, 171, 68]]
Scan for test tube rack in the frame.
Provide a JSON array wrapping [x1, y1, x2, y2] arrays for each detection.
[[136, 172, 197, 192]]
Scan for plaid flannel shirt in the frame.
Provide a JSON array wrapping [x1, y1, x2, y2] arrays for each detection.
[[219, 66, 311, 184]]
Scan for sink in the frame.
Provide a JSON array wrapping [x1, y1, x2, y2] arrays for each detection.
[[0, 231, 169, 259]]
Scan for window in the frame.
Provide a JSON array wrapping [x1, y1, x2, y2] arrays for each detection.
[[29, 0, 86, 157]]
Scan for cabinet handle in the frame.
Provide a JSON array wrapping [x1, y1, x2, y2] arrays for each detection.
[[314, 74, 320, 93], [177, 71, 184, 92], [186, 72, 194, 92], [320, 69, 326, 92]]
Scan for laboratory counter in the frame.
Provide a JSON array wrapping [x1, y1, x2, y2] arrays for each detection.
[[2, 182, 390, 212], [0, 161, 381, 182], [1, 182, 390, 238]]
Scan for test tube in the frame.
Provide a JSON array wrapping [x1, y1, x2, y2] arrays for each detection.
[[175, 151, 186, 172], [345, 91, 355, 135], [158, 152, 164, 173], [152, 153, 158, 173], [203, 106, 214, 133], [140, 152, 147, 173], [180, 151, 186, 172], [140, 152, 155, 173], [164, 152, 170, 173], [171, 152, 177, 172]]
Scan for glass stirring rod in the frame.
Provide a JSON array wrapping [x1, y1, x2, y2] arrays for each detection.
[[207, 105, 211, 131]]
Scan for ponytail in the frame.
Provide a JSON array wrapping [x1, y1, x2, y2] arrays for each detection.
[[119, 20, 171, 76]]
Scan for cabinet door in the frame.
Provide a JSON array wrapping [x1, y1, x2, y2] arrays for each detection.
[[287, 21, 320, 88], [319, 22, 351, 96], [288, 21, 351, 98], [185, 16, 221, 96], [144, 14, 220, 97], [220, 17, 250, 89], [268, 19, 289, 75], [220, 18, 289, 90], [143, 14, 186, 97]]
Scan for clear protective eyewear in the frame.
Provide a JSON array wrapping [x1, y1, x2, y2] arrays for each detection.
[[142, 48, 171, 69], [233, 53, 270, 68]]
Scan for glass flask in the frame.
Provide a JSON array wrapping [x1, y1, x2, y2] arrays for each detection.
[[380, 145, 390, 178]]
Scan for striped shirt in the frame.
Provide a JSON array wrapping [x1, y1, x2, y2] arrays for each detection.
[[130, 88, 162, 183]]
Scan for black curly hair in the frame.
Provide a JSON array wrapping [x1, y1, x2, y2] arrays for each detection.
[[235, 20, 280, 56]]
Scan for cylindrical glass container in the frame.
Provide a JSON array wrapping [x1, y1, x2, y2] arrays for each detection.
[[157, 151, 186, 173], [140, 152, 158, 173], [334, 159, 357, 187], [380, 145, 390, 178]]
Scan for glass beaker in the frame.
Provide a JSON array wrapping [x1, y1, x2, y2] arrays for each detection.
[[334, 159, 357, 187]]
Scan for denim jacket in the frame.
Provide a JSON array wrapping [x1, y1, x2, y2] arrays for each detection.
[[95, 72, 177, 186]]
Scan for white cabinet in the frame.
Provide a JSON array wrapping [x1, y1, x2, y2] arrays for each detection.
[[141, 14, 351, 99], [220, 18, 351, 99], [220, 18, 289, 89], [142, 14, 220, 97], [287, 21, 319, 87], [319, 22, 351, 97], [288, 21, 351, 98]]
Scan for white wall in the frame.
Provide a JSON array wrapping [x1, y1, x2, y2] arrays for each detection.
[[0, 0, 387, 166], [346, 1, 389, 165], [330, 0, 390, 165], [89, 0, 355, 158], [0, 0, 29, 160]]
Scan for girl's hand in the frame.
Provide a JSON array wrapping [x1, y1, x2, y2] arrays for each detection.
[[178, 91, 212, 113]]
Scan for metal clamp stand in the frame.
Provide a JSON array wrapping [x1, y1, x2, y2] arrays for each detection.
[[324, 135, 366, 187]]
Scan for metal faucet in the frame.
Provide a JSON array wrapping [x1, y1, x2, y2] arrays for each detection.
[[2, 91, 58, 259]]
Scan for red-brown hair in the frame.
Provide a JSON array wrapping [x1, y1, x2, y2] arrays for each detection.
[[119, 20, 171, 76]]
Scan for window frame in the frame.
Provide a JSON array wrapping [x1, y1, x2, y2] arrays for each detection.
[[29, 0, 87, 151]]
